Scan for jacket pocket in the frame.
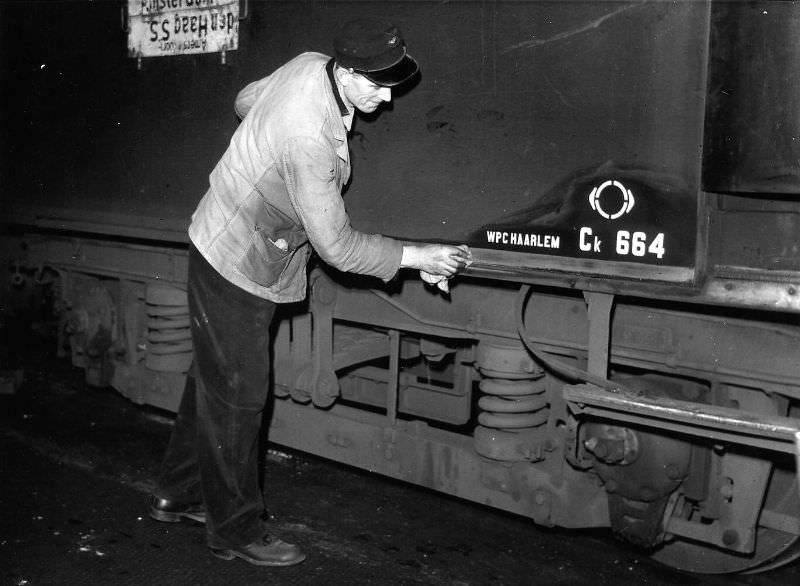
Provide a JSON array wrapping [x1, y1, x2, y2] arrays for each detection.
[[238, 227, 302, 288]]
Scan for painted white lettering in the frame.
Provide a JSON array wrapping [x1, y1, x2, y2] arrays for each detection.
[[486, 230, 561, 249], [648, 233, 666, 259], [579, 227, 593, 252]]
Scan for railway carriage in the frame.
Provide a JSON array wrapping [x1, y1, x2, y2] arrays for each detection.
[[2, 0, 799, 573]]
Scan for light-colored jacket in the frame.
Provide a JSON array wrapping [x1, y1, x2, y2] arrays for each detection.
[[188, 52, 403, 302]]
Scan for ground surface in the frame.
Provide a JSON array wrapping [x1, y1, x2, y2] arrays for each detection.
[[1, 335, 798, 585]]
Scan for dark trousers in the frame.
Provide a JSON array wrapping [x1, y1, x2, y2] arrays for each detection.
[[155, 246, 276, 548]]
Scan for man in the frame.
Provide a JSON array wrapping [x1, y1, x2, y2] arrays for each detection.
[[148, 18, 472, 567]]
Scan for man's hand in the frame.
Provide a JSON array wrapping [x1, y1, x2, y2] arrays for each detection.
[[400, 244, 472, 277]]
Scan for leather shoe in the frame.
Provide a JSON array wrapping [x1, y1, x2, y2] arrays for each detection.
[[148, 495, 206, 524], [209, 535, 306, 566]]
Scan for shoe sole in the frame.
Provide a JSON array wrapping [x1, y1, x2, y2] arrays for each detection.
[[209, 547, 306, 567], [149, 508, 206, 524]]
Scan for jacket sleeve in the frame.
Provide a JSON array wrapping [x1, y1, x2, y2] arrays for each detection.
[[280, 135, 403, 281]]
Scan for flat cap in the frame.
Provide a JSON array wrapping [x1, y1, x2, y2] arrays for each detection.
[[334, 18, 419, 86]]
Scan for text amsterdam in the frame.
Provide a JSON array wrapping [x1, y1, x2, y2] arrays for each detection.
[[141, 0, 226, 12]]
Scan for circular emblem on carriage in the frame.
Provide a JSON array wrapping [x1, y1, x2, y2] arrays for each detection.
[[589, 180, 635, 220]]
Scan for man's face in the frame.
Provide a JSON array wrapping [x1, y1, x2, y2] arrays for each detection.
[[340, 71, 392, 113]]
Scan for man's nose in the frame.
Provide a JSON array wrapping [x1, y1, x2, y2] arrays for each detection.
[[378, 87, 392, 102]]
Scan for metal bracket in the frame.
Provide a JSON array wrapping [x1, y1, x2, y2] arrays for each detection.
[[583, 291, 615, 379], [387, 330, 401, 425], [308, 272, 340, 408]]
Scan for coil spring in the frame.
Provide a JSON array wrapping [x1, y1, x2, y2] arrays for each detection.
[[477, 375, 549, 430], [145, 285, 192, 372]]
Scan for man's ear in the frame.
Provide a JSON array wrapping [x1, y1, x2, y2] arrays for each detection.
[[335, 66, 353, 87]]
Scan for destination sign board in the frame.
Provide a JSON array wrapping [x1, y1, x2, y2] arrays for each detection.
[[127, 0, 238, 58]]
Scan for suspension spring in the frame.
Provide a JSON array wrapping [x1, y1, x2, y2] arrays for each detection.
[[144, 284, 192, 373], [477, 376, 549, 430], [473, 340, 551, 462]]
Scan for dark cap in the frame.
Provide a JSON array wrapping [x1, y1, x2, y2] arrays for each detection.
[[333, 18, 419, 87]]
